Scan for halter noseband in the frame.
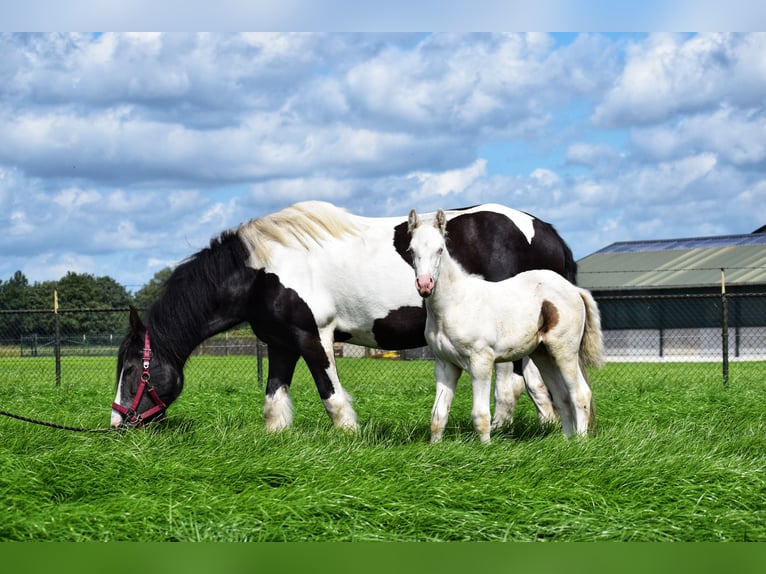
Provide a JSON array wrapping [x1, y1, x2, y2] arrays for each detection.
[[112, 329, 167, 428]]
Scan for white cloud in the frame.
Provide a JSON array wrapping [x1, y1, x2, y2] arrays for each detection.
[[0, 32, 764, 287], [566, 143, 621, 167], [594, 33, 766, 127], [629, 106, 766, 165], [248, 177, 355, 205], [407, 159, 488, 200], [24, 252, 97, 282], [53, 187, 101, 209]]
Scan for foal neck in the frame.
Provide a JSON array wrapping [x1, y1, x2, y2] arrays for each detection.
[[429, 248, 469, 306]]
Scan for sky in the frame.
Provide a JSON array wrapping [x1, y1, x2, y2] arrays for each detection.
[[1, 9, 765, 292]]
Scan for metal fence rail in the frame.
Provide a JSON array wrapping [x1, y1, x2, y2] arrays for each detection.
[[1, 292, 764, 392]]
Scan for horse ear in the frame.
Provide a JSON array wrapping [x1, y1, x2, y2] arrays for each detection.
[[407, 209, 419, 233], [129, 305, 144, 333], [435, 209, 447, 235]]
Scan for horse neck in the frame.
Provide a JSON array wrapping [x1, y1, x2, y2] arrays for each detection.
[[148, 273, 254, 367]]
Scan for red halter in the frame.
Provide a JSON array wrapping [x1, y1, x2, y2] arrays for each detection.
[[112, 329, 167, 428]]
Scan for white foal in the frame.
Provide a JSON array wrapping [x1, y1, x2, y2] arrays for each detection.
[[408, 208, 603, 444]]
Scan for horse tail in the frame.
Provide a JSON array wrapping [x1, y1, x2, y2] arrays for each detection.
[[578, 288, 604, 369]]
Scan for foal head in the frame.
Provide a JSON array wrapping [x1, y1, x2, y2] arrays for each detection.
[[407, 208, 448, 298]]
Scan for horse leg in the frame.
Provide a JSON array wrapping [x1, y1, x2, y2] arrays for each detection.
[[430, 358, 461, 443], [491, 361, 525, 430], [529, 348, 576, 438], [303, 328, 358, 432], [469, 353, 494, 444], [521, 357, 558, 424], [263, 344, 298, 432]]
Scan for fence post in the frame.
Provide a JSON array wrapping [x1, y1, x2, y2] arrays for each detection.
[[721, 269, 729, 388], [54, 289, 62, 387]]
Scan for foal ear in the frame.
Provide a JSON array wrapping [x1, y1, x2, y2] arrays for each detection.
[[407, 208, 419, 233], [129, 305, 145, 334], [434, 209, 447, 235]]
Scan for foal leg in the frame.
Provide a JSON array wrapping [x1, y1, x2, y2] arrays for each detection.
[[491, 361, 525, 430], [522, 357, 558, 424], [430, 358, 462, 443], [469, 352, 495, 444], [558, 359, 593, 436], [530, 348, 576, 438]]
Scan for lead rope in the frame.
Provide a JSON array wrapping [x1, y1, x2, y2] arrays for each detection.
[[0, 408, 119, 433]]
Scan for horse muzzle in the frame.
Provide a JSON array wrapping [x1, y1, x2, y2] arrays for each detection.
[[415, 275, 434, 297]]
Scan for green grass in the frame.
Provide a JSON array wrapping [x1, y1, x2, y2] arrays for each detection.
[[0, 357, 764, 541]]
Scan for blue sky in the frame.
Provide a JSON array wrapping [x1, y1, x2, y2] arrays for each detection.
[[0, 9, 764, 292]]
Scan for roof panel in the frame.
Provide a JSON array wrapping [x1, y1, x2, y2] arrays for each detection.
[[595, 233, 766, 254], [578, 243, 766, 290]]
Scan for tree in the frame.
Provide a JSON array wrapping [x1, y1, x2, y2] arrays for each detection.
[[0, 270, 135, 339], [55, 272, 133, 333], [0, 270, 30, 310], [133, 267, 172, 308], [0, 271, 34, 337]]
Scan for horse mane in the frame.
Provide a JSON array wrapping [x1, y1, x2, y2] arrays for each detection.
[[237, 201, 361, 266], [147, 229, 251, 363]]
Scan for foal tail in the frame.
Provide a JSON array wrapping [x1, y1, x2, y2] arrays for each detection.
[[578, 288, 604, 370]]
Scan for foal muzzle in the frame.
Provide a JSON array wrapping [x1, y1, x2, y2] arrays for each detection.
[[415, 275, 435, 297]]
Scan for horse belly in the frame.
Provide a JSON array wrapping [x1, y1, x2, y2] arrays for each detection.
[[330, 247, 424, 348]]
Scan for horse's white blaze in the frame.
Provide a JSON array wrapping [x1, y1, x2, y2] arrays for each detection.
[[110, 367, 125, 427]]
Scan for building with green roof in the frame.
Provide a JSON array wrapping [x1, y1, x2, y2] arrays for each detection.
[[576, 230, 766, 361]]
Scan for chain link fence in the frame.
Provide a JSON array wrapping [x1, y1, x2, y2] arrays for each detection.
[[1, 292, 764, 394]]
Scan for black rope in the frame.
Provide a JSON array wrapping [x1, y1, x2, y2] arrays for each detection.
[[0, 408, 120, 433]]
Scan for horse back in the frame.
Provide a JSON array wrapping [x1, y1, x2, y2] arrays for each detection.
[[393, 208, 576, 283]]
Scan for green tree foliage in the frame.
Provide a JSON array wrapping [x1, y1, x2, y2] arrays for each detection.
[[133, 267, 172, 308], [0, 270, 136, 337], [0, 270, 30, 310]]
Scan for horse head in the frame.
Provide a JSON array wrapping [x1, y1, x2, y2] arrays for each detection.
[[111, 307, 184, 428], [407, 208, 448, 298]]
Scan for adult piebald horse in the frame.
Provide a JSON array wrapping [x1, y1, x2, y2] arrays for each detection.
[[111, 201, 577, 431]]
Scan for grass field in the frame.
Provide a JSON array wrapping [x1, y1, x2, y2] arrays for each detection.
[[0, 356, 764, 541]]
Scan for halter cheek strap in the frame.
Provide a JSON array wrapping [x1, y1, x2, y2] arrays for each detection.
[[112, 329, 167, 427]]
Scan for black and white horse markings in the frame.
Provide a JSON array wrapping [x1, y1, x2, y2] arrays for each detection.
[[408, 208, 603, 443], [111, 201, 577, 433]]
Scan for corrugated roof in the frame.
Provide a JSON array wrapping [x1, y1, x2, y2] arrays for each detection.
[[578, 234, 766, 290]]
